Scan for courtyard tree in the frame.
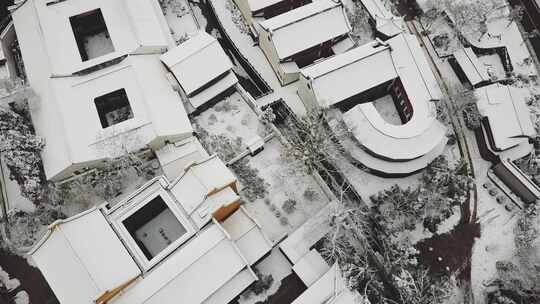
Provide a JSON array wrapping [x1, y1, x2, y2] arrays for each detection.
[[281, 110, 349, 177]]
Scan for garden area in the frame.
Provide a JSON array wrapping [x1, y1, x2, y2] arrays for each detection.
[[192, 92, 331, 242]]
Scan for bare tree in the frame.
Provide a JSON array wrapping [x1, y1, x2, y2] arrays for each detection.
[[281, 110, 349, 176]]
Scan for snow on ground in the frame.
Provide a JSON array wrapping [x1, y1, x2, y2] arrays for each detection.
[[1, 160, 34, 213], [471, 177, 519, 301], [84, 32, 114, 60], [159, 0, 199, 44], [0, 266, 20, 291], [477, 53, 506, 81], [193, 91, 330, 241], [244, 138, 330, 241], [0, 265, 30, 304], [13, 291, 29, 304], [237, 248, 293, 304], [192, 92, 269, 146], [372, 95, 403, 125]]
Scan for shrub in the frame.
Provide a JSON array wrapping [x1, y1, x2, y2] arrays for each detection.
[[303, 188, 319, 201], [246, 270, 274, 296], [462, 103, 482, 130], [282, 199, 297, 214]]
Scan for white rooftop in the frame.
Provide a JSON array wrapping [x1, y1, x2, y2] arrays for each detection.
[[476, 83, 536, 151], [156, 137, 210, 181], [292, 264, 359, 304], [279, 201, 336, 263], [12, 0, 191, 180], [302, 34, 446, 161], [29, 172, 274, 304], [13, 0, 172, 76], [301, 40, 395, 108], [259, 0, 350, 59], [30, 207, 142, 304], [160, 31, 235, 97], [453, 48, 489, 86], [169, 155, 238, 226]]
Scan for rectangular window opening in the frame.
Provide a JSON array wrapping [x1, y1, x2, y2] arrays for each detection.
[[70, 9, 114, 61], [94, 88, 134, 128], [122, 196, 188, 261]]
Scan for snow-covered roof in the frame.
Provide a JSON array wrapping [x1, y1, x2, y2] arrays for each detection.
[[188, 72, 239, 109], [476, 83, 536, 151], [292, 264, 359, 304], [13, 0, 171, 75], [30, 174, 262, 304], [156, 137, 210, 181], [219, 206, 273, 265], [453, 48, 489, 86], [29, 207, 142, 304], [343, 103, 448, 160], [259, 0, 350, 59], [292, 249, 330, 286], [12, 1, 191, 181], [160, 31, 235, 96], [44, 55, 192, 180], [494, 159, 540, 204], [301, 40, 395, 108], [111, 225, 252, 304], [302, 34, 446, 161], [279, 201, 336, 263], [169, 154, 238, 226], [359, 0, 402, 37]]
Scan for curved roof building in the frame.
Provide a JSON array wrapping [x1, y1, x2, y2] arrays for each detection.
[[298, 34, 448, 176]]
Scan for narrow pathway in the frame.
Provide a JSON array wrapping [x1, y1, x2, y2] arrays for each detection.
[[406, 20, 480, 303]]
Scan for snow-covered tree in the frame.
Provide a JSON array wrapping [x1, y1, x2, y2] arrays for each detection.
[[322, 192, 458, 304], [421, 0, 507, 42], [371, 156, 473, 234], [0, 104, 45, 204], [281, 110, 349, 176], [345, 0, 373, 45]]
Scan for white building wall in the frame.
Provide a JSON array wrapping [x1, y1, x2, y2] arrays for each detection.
[[259, 29, 299, 85], [296, 74, 318, 112]]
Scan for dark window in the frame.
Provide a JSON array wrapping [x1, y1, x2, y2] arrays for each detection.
[[94, 88, 133, 128], [70, 9, 114, 61], [123, 196, 187, 260]]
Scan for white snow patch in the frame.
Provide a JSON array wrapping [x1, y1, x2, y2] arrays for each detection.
[[0, 266, 21, 291], [160, 0, 200, 44], [13, 291, 29, 304]]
